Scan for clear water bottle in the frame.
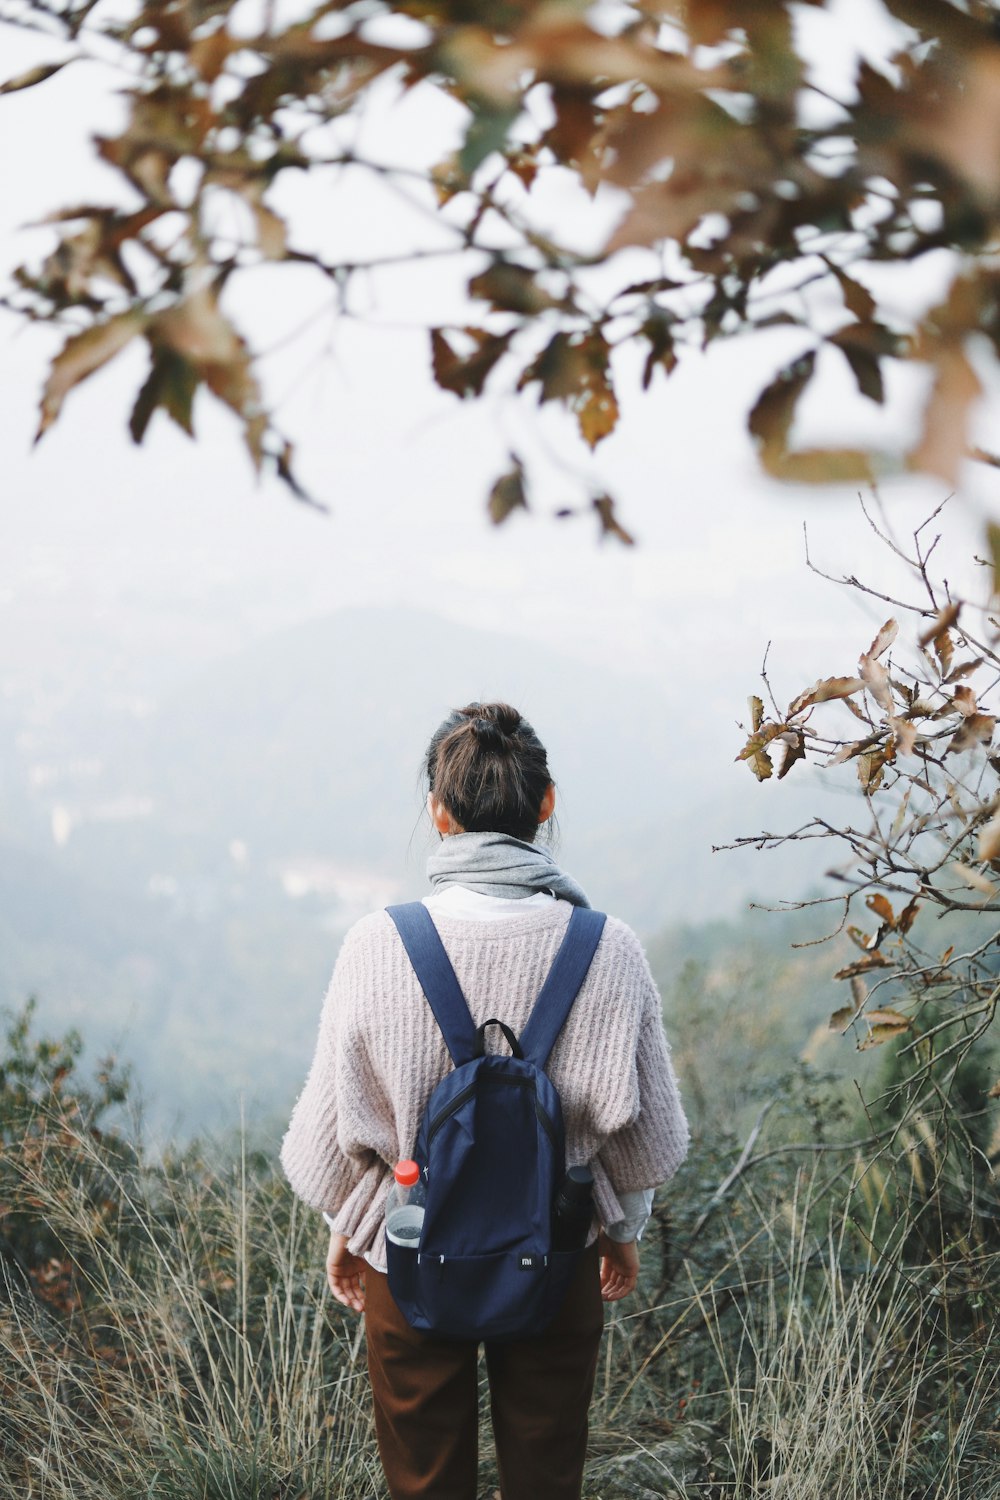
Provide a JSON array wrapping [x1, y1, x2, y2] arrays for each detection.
[[551, 1165, 594, 1251], [386, 1159, 426, 1247]]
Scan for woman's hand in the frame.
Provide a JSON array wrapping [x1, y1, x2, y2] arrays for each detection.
[[597, 1231, 639, 1302], [326, 1231, 366, 1313]]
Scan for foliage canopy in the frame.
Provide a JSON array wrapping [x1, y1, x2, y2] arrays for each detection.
[[5, 0, 1000, 517]]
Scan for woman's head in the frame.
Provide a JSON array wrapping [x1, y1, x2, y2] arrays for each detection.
[[424, 703, 554, 843]]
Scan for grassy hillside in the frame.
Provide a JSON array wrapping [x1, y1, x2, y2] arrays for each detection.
[[2, 945, 996, 1500]]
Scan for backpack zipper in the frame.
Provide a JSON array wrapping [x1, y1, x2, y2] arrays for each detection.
[[427, 1080, 478, 1145], [427, 1077, 559, 1151], [534, 1097, 558, 1153]]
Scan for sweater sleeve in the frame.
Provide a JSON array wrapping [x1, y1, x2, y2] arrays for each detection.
[[279, 927, 393, 1229], [596, 933, 689, 1207]]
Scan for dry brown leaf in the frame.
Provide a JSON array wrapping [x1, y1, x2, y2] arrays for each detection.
[[890, 786, 912, 840], [542, 88, 603, 188], [506, 147, 539, 191], [977, 811, 1000, 863], [933, 629, 955, 678], [129, 347, 197, 442], [897, 896, 921, 934], [909, 345, 982, 485], [439, 29, 529, 104], [487, 458, 527, 525], [834, 953, 892, 980], [837, 334, 884, 403], [943, 658, 982, 684], [946, 713, 995, 754], [776, 728, 806, 779], [858, 1026, 903, 1049], [864, 1009, 911, 1028], [151, 287, 263, 465], [824, 260, 876, 324], [918, 49, 1000, 202], [866, 893, 896, 927], [859, 1010, 912, 1048], [758, 447, 874, 483], [640, 313, 678, 389], [602, 93, 753, 250], [431, 327, 513, 399], [829, 1005, 857, 1031], [0, 61, 69, 94], [190, 30, 237, 83], [826, 739, 870, 767], [918, 602, 961, 648], [154, 288, 241, 366], [748, 353, 815, 471], [469, 262, 560, 315], [685, 0, 739, 46], [788, 676, 865, 717], [987, 523, 1000, 600], [859, 651, 894, 714], [858, 745, 892, 793], [749, 695, 764, 733], [865, 618, 898, 661], [578, 381, 619, 449], [593, 495, 635, 546], [842, 695, 870, 723], [602, 175, 728, 255], [517, 329, 619, 448], [736, 723, 786, 781], [517, 13, 729, 96], [209, 173, 290, 262], [890, 717, 918, 756], [950, 861, 996, 896], [37, 311, 146, 440]]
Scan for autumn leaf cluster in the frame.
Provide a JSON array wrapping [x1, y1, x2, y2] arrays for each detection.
[[731, 503, 1000, 1106], [5, 0, 1000, 511]]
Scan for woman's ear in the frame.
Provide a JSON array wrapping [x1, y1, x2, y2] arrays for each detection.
[[427, 792, 460, 835], [537, 783, 556, 825]]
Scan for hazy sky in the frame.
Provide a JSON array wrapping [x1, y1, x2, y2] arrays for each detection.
[[2, 8, 999, 772], [9, 5, 1000, 1137]]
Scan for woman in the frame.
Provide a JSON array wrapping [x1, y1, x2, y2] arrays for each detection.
[[281, 702, 688, 1500]]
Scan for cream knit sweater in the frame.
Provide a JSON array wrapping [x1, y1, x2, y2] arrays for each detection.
[[281, 901, 689, 1269]]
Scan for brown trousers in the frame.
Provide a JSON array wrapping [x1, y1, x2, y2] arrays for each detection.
[[364, 1244, 604, 1500]]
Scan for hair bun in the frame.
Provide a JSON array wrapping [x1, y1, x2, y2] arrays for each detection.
[[425, 701, 549, 842], [472, 715, 513, 753]]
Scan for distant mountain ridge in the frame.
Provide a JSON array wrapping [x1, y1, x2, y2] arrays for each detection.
[[0, 604, 847, 1133], [77, 603, 825, 928]]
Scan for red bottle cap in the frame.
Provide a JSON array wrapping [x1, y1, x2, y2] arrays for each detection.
[[395, 1159, 420, 1187]]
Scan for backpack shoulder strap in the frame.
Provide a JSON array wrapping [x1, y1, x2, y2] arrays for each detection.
[[519, 907, 607, 1070], [386, 902, 479, 1067]]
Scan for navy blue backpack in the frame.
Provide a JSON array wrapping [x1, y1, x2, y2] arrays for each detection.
[[384, 901, 607, 1341]]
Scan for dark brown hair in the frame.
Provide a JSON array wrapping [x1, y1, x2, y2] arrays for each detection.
[[425, 703, 553, 843]]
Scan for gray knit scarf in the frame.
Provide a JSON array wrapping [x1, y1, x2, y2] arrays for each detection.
[[426, 831, 591, 908]]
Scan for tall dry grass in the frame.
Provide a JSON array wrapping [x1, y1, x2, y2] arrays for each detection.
[[2, 1108, 996, 1500], [1, 1120, 376, 1499]]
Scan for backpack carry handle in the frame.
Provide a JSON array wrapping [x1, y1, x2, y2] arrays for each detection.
[[474, 1019, 524, 1059], [387, 901, 607, 1072]]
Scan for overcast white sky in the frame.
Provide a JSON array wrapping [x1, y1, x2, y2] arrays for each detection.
[[2, 7, 999, 754]]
